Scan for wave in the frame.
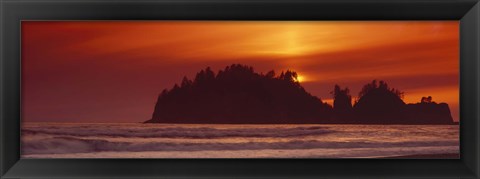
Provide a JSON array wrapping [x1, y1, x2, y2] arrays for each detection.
[[22, 125, 332, 139], [21, 136, 459, 155]]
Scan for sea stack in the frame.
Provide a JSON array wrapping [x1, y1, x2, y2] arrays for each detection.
[[146, 65, 455, 125]]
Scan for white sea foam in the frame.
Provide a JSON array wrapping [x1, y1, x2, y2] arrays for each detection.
[[22, 124, 332, 138], [21, 123, 460, 158]]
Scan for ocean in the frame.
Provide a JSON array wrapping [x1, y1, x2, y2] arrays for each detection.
[[21, 123, 459, 158]]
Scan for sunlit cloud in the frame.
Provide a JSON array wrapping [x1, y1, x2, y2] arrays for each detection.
[[21, 21, 459, 122]]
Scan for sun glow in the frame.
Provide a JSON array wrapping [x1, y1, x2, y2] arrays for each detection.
[[296, 75, 306, 83]]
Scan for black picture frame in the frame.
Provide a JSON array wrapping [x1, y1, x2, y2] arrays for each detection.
[[1, 0, 479, 178]]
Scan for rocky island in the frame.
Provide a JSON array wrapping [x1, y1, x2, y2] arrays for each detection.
[[145, 64, 455, 124]]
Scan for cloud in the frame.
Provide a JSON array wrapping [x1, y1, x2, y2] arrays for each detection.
[[21, 21, 459, 122]]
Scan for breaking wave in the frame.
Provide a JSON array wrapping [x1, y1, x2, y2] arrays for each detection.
[[22, 125, 332, 139], [21, 123, 460, 157], [22, 136, 459, 155]]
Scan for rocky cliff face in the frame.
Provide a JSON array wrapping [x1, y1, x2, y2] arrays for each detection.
[[406, 102, 454, 124]]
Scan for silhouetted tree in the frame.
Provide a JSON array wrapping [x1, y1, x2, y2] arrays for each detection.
[[266, 70, 276, 78], [172, 84, 180, 91], [331, 85, 353, 121], [358, 80, 378, 99], [331, 85, 352, 111], [181, 76, 192, 88], [205, 67, 215, 81], [281, 70, 298, 82], [421, 96, 433, 103], [359, 80, 403, 99]]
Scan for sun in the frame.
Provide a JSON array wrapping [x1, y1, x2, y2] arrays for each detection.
[[296, 75, 306, 83]]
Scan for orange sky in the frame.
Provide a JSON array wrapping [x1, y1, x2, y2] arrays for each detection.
[[21, 21, 459, 122]]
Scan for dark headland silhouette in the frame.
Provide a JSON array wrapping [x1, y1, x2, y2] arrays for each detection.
[[145, 64, 455, 124]]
